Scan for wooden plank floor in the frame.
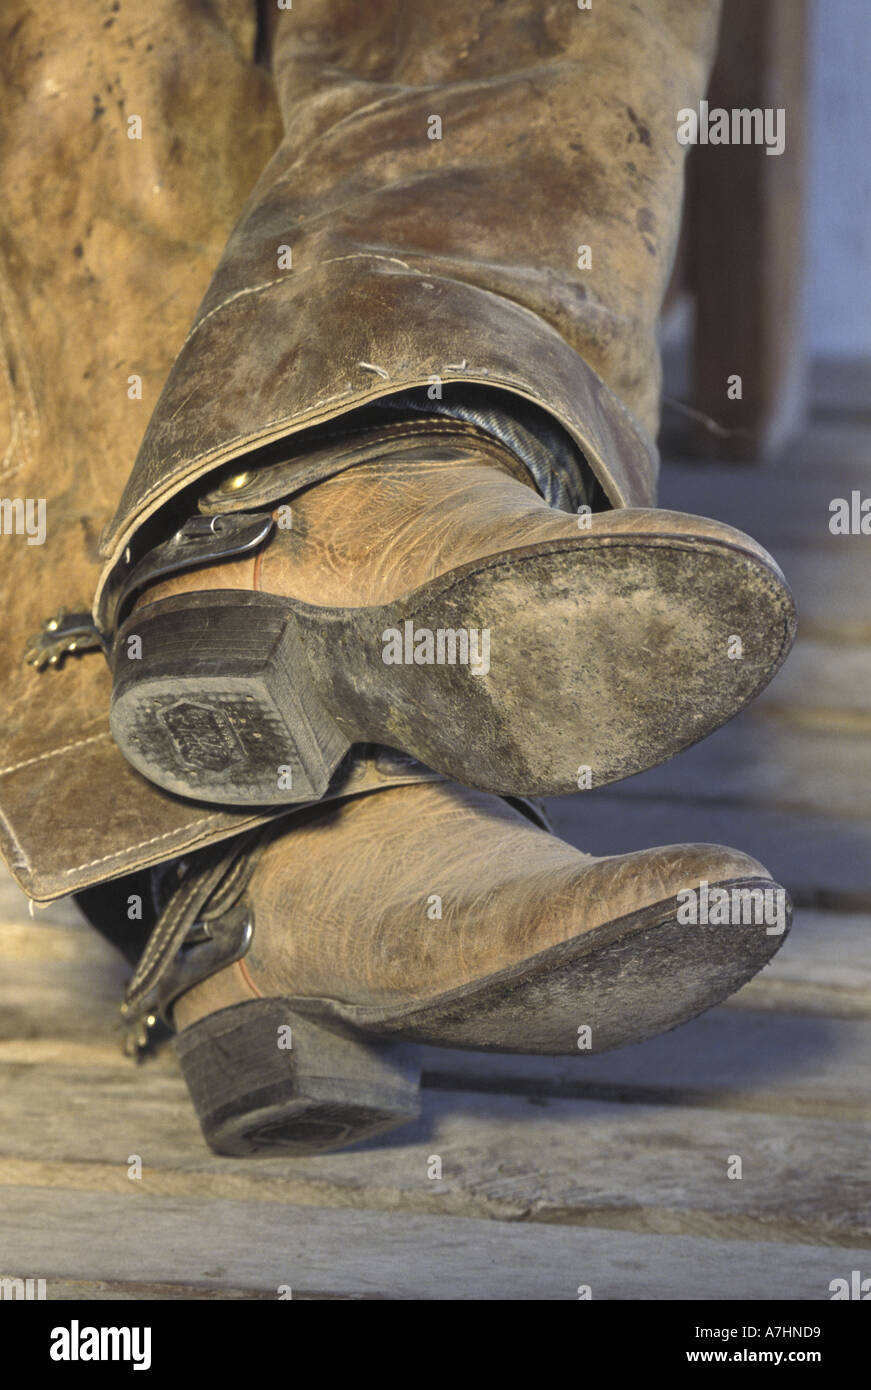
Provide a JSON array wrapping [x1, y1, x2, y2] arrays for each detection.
[[1, 419, 870, 1300]]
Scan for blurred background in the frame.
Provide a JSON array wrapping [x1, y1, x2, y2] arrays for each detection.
[[661, 0, 871, 461]]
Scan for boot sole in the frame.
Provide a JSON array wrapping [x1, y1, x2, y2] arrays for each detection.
[[111, 534, 795, 804]]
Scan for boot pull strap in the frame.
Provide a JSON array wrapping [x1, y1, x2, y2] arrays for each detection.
[[121, 827, 266, 1049]]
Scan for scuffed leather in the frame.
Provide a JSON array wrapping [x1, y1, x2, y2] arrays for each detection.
[[174, 779, 770, 1026]]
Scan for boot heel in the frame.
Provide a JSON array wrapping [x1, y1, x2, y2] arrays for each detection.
[[174, 998, 421, 1156], [110, 591, 349, 805]]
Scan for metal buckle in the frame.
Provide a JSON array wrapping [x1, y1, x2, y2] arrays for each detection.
[[120, 902, 254, 1058], [113, 511, 274, 625]]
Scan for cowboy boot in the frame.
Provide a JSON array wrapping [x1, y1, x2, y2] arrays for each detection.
[[91, 0, 794, 810], [107, 411, 795, 806], [110, 778, 791, 1156]]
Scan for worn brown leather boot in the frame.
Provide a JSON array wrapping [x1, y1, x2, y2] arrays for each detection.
[[123, 779, 791, 1156], [108, 416, 795, 807], [3, 0, 747, 908]]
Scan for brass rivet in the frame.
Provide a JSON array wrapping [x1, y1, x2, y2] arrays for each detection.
[[220, 471, 253, 493]]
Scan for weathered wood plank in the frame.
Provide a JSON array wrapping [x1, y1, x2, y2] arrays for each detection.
[[0, 1065, 868, 1248], [0, 954, 126, 1043], [2, 1188, 865, 1299], [1, 1003, 868, 1118], [658, 466, 869, 544], [2, 892, 868, 1248], [760, 641, 871, 721], [602, 714, 871, 821], [732, 910, 871, 1018], [0, 880, 83, 931], [6, 1277, 361, 1301], [767, 551, 871, 644], [422, 1008, 871, 1121]]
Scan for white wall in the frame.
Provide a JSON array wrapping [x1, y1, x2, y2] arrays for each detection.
[[805, 0, 871, 358]]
